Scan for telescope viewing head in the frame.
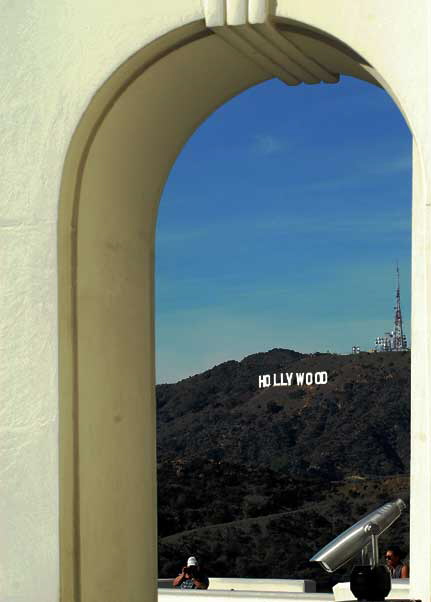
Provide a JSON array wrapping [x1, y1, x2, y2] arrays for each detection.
[[310, 498, 406, 602], [310, 498, 406, 572]]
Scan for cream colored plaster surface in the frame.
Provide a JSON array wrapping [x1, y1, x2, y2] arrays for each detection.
[[0, 3, 201, 600], [276, 0, 429, 140], [0, 1, 430, 602], [0, 225, 58, 601]]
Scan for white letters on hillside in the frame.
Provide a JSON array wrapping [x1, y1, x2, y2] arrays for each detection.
[[258, 371, 328, 388]]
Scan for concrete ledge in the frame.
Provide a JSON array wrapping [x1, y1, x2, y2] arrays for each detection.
[[158, 578, 316, 593], [158, 591, 333, 602], [206, 578, 316, 593]]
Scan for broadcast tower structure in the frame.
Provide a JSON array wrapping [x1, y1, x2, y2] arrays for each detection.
[[375, 264, 408, 352], [393, 264, 407, 350]]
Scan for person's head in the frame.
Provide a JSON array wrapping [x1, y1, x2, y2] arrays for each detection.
[[385, 545, 403, 568], [185, 556, 198, 575]]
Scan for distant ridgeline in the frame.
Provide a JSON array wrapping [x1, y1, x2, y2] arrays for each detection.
[[156, 349, 410, 591]]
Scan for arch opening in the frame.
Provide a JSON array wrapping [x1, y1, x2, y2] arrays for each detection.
[[155, 73, 412, 591]]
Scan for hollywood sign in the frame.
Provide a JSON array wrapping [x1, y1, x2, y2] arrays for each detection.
[[258, 371, 328, 389]]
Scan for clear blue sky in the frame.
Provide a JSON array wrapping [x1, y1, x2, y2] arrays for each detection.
[[155, 76, 412, 384]]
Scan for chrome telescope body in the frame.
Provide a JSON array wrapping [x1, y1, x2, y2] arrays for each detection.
[[310, 498, 406, 572]]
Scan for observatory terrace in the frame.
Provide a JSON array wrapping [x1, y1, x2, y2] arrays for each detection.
[[156, 578, 412, 601]]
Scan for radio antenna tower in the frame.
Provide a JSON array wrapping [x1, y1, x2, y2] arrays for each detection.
[[393, 262, 407, 351]]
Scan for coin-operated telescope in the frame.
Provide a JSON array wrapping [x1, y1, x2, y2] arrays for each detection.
[[310, 498, 406, 601]]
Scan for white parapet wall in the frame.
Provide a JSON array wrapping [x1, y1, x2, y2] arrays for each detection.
[[158, 591, 333, 602], [208, 579, 316, 593], [159, 579, 316, 592]]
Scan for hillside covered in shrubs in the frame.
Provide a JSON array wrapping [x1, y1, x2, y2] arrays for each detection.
[[157, 349, 410, 591]]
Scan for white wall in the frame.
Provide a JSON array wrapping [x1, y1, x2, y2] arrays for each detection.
[[0, 3, 202, 600], [158, 592, 332, 602]]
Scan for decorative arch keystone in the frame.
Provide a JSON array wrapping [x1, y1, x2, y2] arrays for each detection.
[[202, 0, 339, 85]]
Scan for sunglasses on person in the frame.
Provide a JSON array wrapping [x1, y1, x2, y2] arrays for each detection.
[[385, 555, 393, 559]]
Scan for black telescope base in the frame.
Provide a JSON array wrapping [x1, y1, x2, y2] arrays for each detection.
[[350, 565, 391, 601]]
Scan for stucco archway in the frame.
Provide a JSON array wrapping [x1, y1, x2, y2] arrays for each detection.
[[59, 9, 428, 602]]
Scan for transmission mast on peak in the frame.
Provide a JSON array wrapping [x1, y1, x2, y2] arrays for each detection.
[[374, 264, 408, 352], [393, 263, 407, 351]]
